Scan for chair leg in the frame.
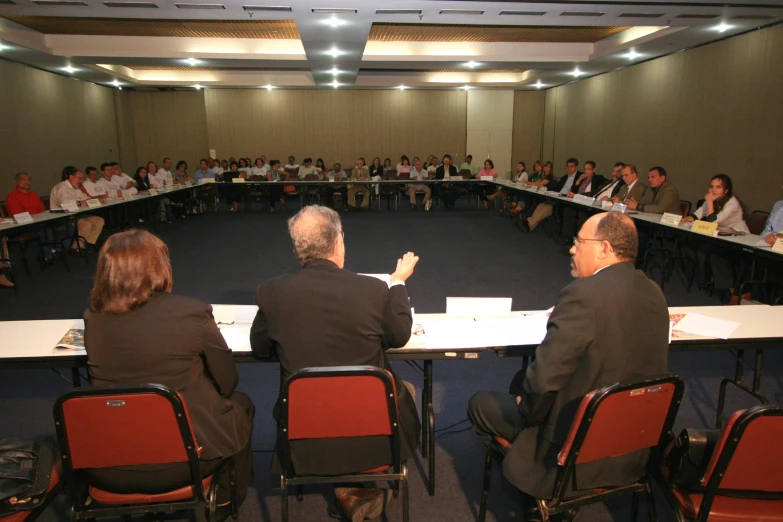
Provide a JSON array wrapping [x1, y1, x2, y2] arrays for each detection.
[[208, 482, 219, 522], [647, 483, 658, 522], [228, 457, 239, 519], [20, 243, 31, 276], [401, 462, 409, 522], [280, 476, 289, 522], [295, 485, 303, 502], [478, 448, 493, 522], [631, 491, 640, 522]]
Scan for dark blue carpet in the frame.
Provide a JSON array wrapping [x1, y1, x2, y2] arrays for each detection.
[[1, 202, 780, 521]]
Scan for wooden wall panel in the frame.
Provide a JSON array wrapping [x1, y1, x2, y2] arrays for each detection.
[[113, 90, 138, 172], [204, 89, 467, 168], [541, 23, 783, 212], [127, 90, 209, 170], [511, 91, 545, 169], [0, 59, 120, 198]]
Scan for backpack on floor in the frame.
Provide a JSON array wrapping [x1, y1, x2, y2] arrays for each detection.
[[0, 438, 55, 517]]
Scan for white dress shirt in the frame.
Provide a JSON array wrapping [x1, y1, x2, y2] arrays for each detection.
[[97, 176, 123, 196], [116, 173, 138, 195], [83, 179, 107, 198], [622, 179, 638, 201], [692, 196, 749, 232], [559, 174, 576, 195], [49, 180, 88, 209], [156, 168, 173, 187], [594, 179, 620, 200]]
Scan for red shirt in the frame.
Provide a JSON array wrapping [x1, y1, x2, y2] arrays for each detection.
[[5, 188, 46, 216]]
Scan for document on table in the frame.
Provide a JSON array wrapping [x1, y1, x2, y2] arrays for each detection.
[[672, 313, 740, 340], [217, 324, 252, 352], [414, 312, 549, 350], [446, 297, 512, 317]]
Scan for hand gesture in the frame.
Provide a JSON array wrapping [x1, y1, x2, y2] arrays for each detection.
[[390, 252, 420, 284], [625, 197, 638, 210]]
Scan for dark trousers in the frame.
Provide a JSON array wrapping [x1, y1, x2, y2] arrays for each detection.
[[86, 392, 255, 504], [268, 186, 284, 208], [478, 183, 497, 202], [560, 206, 591, 238], [467, 391, 525, 447], [326, 186, 348, 209], [438, 183, 461, 208]]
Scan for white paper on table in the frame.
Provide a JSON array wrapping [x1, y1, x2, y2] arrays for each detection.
[[672, 313, 740, 340], [359, 273, 391, 287], [446, 297, 512, 317], [218, 324, 252, 352], [475, 313, 549, 347]]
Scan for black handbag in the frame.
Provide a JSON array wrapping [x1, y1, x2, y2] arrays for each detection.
[[0, 438, 56, 517], [663, 428, 720, 490]]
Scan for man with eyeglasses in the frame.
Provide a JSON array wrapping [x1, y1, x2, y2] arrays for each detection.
[[467, 212, 669, 522], [249, 205, 421, 522]]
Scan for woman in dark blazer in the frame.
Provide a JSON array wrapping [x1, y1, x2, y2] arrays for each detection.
[[83, 229, 254, 520]]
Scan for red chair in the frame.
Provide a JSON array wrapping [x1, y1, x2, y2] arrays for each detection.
[[479, 375, 685, 522], [0, 456, 62, 522], [279, 366, 409, 522], [53, 384, 236, 522], [662, 404, 783, 522]]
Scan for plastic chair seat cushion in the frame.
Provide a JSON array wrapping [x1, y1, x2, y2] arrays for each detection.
[[670, 488, 783, 522], [88, 475, 213, 505]]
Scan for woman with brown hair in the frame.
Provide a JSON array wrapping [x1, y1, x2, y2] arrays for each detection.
[[83, 229, 254, 521]]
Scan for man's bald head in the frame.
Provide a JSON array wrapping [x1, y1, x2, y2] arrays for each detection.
[[570, 212, 638, 278], [288, 205, 344, 267]]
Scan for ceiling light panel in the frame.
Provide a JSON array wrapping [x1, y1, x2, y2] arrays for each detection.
[[175, 3, 225, 8], [618, 13, 665, 18], [243, 5, 291, 11], [32, 0, 88, 5], [312, 8, 357, 14], [561, 12, 605, 17], [104, 1, 158, 7], [730, 14, 774, 20], [439, 9, 484, 15], [376, 9, 421, 15], [499, 11, 546, 16], [676, 13, 720, 19]]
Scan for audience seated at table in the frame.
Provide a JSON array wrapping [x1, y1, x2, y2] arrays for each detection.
[[249, 205, 421, 522], [193, 158, 213, 182], [111, 162, 138, 194], [0, 237, 11, 287], [298, 158, 317, 179], [222, 161, 244, 212], [626, 166, 680, 215], [315, 158, 327, 177], [519, 158, 581, 232], [460, 154, 478, 176], [560, 160, 608, 239], [611, 164, 646, 204], [325, 162, 349, 212], [407, 158, 432, 211], [82, 167, 108, 198], [83, 229, 254, 522], [348, 158, 370, 211], [478, 159, 499, 208], [266, 159, 285, 214], [495, 161, 530, 215], [49, 170, 105, 253], [156, 157, 174, 187], [594, 162, 626, 201], [434, 154, 460, 209], [396, 155, 412, 175], [4, 171, 57, 268], [468, 212, 669, 522]]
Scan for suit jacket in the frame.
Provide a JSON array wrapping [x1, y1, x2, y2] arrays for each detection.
[[551, 172, 580, 194], [615, 179, 648, 203], [571, 174, 607, 197], [250, 259, 421, 475], [84, 293, 251, 461], [593, 178, 625, 200], [505, 263, 669, 499], [433, 164, 458, 180], [640, 179, 682, 215]]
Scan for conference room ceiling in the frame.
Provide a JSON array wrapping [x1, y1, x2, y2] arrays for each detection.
[[0, 0, 782, 91]]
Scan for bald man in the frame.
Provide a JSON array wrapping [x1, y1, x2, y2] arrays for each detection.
[[468, 212, 669, 522]]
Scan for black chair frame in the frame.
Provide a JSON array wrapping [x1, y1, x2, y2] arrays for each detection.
[[278, 366, 408, 522], [53, 383, 236, 522]]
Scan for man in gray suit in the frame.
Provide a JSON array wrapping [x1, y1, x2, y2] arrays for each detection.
[[611, 163, 647, 204], [627, 166, 681, 215], [468, 212, 669, 522]]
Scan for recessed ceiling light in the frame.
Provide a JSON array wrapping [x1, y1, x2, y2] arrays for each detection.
[[193, 84, 202, 90], [534, 80, 545, 89], [322, 16, 347, 28], [327, 47, 343, 58], [111, 80, 122, 87], [331, 81, 340, 88], [465, 61, 480, 68], [328, 67, 341, 75], [462, 85, 473, 90], [263, 84, 274, 90], [62, 65, 77, 73], [569, 68, 584, 77], [118, 86, 123, 90], [0, 43, 9, 51], [397, 85, 407, 90], [625, 50, 642, 60], [184, 58, 200, 66], [714, 22, 732, 33]]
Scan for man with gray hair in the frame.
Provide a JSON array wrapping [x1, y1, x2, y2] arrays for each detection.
[[468, 212, 669, 522], [250, 205, 420, 522]]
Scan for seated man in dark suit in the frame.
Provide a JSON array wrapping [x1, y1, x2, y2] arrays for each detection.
[[560, 160, 608, 240], [432, 153, 460, 208], [468, 212, 669, 522], [250, 205, 421, 522]]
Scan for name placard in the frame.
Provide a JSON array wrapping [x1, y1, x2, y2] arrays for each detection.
[[691, 220, 718, 236], [122, 193, 134, 201], [231, 178, 246, 183], [660, 212, 682, 227], [526, 185, 539, 192], [538, 186, 548, 194], [601, 201, 613, 210], [185, 181, 193, 187], [148, 188, 159, 196], [772, 238, 783, 254], [160, 186, 170, 193], [611, 203, 627, 213], [479, 175, 494, 181], [86, 198, 102, 208], [201, 178, 215, 184], [13, 212, 34, 224], [573, 195, 595, 205], [61, 201, 79, 212]]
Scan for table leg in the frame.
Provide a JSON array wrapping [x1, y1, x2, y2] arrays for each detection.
[[425, 360, 435, 496], [752, 349, 764, 393], [734, 349, 745, 384], [71, 367, 81, 387], [420, 365, 428, 459]]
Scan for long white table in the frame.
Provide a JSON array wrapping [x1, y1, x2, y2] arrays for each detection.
[[2, 303, 782, 496]]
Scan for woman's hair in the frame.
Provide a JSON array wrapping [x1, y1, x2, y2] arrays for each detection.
[[400, 155, 410, 166], [543, 161, 554, 174], [710, 173, 734, 214], [316, 158, 326, 169], [384, 158, 392, 167], [372, 157, 381, 167], [134, 166, 147, 178], [533, 160, 543, 171], [230, 161, 239, 169], [176, 160, 187, 171], [239, 158, 247, 167], [90, 229, 173, 314], [484, 159, 494, 169]]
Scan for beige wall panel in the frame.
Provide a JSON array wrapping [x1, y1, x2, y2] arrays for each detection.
[[511, 91, 545, 168], [114, 90, 138, 172], [204, 89, 467, 169], [128, 90, 209, 170], [0, 60, 120, 198], [542, 23, 783, 212], [466, 90, 514, 176]]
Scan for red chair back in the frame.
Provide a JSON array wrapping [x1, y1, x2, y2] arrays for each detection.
[[746, 211, 770, 236], [553, 375, 684, 502], [54, 384, 201, 470], [702, 405, 783, 493]]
